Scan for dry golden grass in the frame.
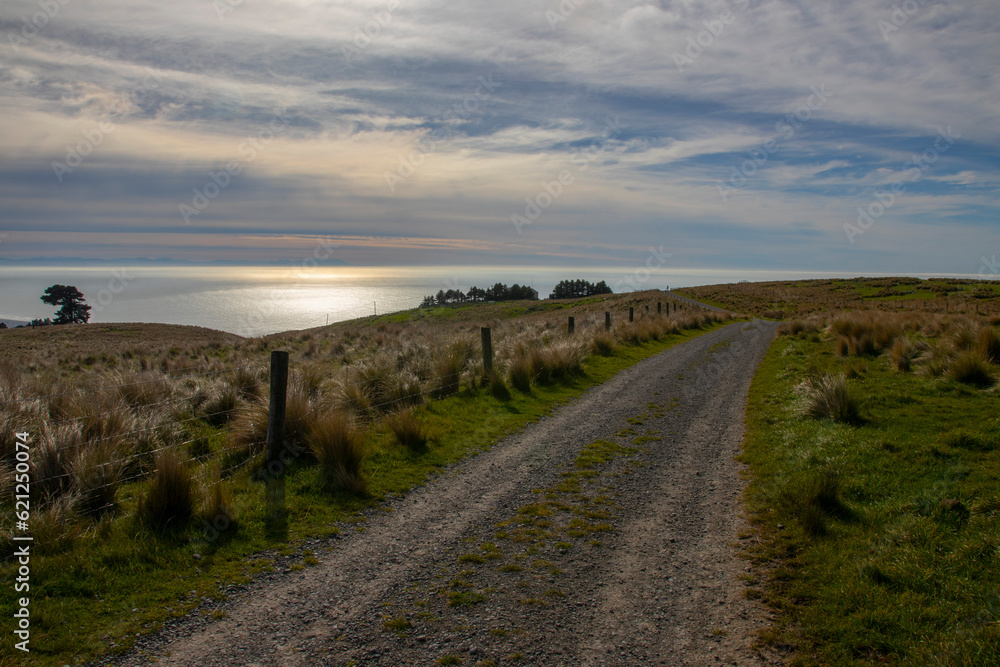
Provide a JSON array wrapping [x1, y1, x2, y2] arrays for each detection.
[[306, 413, 366, 494], [139, 449, 195, 528], [2, 288, 717, 531]]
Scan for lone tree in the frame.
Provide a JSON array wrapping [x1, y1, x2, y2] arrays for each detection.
[[41, 285, 91, 324]]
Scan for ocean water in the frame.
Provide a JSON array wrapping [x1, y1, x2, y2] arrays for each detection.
[[0, 265, 974, 337]]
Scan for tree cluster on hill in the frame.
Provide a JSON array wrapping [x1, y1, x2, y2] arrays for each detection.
[[420, 282, 539, 306], [549, 279, 613, 299]]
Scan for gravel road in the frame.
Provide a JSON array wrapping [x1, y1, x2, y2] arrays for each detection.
[[109, 319, 780, 667]]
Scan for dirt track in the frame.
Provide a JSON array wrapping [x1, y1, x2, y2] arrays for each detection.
[[109, 319, 780, 667]]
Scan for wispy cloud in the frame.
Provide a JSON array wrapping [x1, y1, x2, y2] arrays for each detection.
[[0, 0, 997, 273]]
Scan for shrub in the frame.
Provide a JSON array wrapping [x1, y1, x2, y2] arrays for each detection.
[[307, 413, 366, 494], [948, 351, 995, 388], [804, 374, 861, 424], [140, 449, 195, 528], [387, 409, 429, 452]]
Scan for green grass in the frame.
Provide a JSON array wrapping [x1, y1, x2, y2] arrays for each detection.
[[0, 317, 730, 667], [742, 331, 1000, 665]]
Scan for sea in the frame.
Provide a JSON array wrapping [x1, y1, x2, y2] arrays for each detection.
[[0, 265, 980, 337]]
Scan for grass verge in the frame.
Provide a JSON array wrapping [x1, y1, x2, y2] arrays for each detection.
[[741, 326, 1000, 665]]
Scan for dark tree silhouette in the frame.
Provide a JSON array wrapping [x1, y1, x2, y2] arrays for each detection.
[[549, 279, 613, 299], [41, 284, 91, 324]]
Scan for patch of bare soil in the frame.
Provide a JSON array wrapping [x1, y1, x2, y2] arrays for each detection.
[[108, 320, 782, 667]]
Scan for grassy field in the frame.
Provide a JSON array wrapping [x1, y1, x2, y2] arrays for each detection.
[[740, 309, 1000, 665], [0, 290, 724, 666], [676, 277, 1000, 319]]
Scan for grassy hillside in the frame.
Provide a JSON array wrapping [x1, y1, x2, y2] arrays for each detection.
[[741, 309, 1000, 665], [675, 277, 1000, 319], [0, 290, 724, 666]]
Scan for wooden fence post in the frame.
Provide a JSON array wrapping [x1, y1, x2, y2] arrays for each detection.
[[481, 327, 493, 374], [629, 307, 634, 322], [605, 311, 611, 331], [568, 316, 575, 335], [266, 350, 289, 468]]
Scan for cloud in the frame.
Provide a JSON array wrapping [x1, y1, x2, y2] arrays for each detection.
[[0, 0, 996, 274]]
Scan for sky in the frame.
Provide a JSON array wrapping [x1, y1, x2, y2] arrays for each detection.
[[0, 0, 998, 275]]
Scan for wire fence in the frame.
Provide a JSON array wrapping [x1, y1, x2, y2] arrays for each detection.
[[2, 299, 715, 535]]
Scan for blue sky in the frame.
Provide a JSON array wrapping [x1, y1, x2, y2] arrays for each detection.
[[0, 0, 997, 274]]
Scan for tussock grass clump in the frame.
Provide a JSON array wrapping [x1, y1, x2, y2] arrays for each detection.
[[947, 320, 977, 352], [307, 413, 366, 494], [203, 478, 239, 534], [948, 351, 995, 388], [485, 371, 512, 402], [70, 444, 125, 519], [32, 432, 72, 503], [202, 386, 239, 427], [507, 353, 534, 393], [31, 495, 83, 555], [114, 370, 172, 409], [227, 365, 262, 401], [434, 347, 466, 398], [890, 337, 919, 372], [529, 342, 584, 384], [835, 336, 850, 357], [140, 449, 195, 528], [780, 471, 847, 536], [387, 408, 429, 452], [590, 330, 616, 356], [230, 402, 269, 458], [975, 326, 1000, 364], [804, 374, 862, 424]]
